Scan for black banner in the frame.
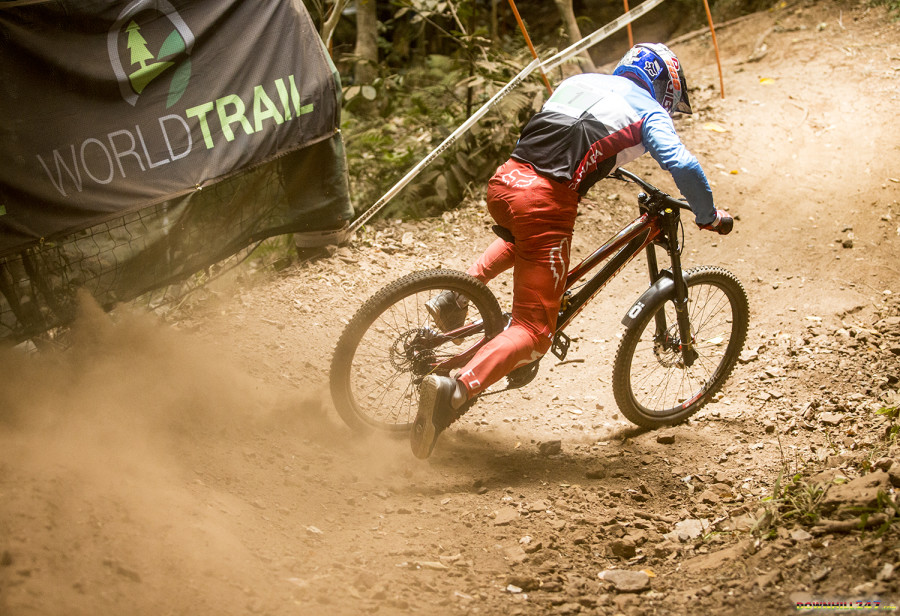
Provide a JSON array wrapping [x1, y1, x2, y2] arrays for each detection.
[[0, 0, 352, 257]]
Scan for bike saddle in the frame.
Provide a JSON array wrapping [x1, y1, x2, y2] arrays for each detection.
[[492, 225, 515, 244]]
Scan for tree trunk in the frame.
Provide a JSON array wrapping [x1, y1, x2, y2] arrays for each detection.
[[320, 0, 350, 49], [354, 0, 378, 84], [552, 0, 597, 72], [490, 0, 499, 43]]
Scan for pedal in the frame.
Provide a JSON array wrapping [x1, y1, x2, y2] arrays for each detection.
[[550, 331, 571, 361], [507, 359, 541, 388]]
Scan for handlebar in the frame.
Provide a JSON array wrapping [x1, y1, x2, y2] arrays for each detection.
[[613, 167, 733, 236], [612, 168, 691, 212]]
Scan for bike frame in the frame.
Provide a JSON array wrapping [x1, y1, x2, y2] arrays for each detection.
[[430, 168, 697, 372], [557, 169, 696, 364]]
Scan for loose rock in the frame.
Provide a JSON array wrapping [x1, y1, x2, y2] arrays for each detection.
[[822, 470, 892, 513], [656, 432, 676, 445], [609, 539, 637, 560], [598, 569, 651, 593], [538, 440, 562, 456], [493, 507, 520, 526], [506, 575, 541, 591]]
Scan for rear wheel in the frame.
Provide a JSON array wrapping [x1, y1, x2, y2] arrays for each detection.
[[330, 269, 504, 433], [612, 266, 749, 428]]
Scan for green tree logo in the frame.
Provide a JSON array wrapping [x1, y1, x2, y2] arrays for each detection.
[[108, 1, 194, 108], [125, 21, 175, 94]]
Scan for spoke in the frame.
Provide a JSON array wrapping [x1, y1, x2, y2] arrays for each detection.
[[353, 364, 403, 394], [691, 349, 720, 380], [382, 377, 417, 423], [342, 284, 495, 428], [349, 294, 424, 425], [689, 287, 729, 334], [372, 373, 413, 426], [625, 282, 738, 415]]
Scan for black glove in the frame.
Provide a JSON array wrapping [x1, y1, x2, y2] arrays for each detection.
[[697, 209, 733, 235]]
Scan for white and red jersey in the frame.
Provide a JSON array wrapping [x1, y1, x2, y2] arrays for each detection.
[[510, 73, 715, 225]]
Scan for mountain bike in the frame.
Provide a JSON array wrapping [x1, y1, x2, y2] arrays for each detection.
[[330, 167, 749, 433]]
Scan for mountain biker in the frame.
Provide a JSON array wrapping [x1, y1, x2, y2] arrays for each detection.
[[411, 43, 733, 459]]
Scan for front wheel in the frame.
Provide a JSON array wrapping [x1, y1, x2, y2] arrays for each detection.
[[330, 269, 505, 433], [612, 266, 749, 428]]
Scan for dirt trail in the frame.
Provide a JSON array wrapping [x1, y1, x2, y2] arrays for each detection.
[[2, 2, 900, 615]]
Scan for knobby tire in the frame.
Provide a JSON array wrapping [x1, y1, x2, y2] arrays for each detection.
[[612, 266, 749, 428], [330, 269, 504, 433]]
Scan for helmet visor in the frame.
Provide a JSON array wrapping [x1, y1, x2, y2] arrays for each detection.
[[673, 72, 692, 114]]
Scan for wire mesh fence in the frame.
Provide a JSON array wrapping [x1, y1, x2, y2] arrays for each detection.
[[0, 164, 286, 346]]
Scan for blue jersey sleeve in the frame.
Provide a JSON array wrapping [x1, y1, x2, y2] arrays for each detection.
[[641, 113, 716, 225]]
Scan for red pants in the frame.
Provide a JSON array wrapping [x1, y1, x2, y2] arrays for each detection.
[[457, 159, 579, 397]]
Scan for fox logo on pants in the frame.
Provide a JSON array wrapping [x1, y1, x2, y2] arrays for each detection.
[[500, 167, 538, 189], [549, 238, 569, 287]]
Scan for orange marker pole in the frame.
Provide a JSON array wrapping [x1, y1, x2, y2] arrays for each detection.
[[702, 0, 725, 98], [623, 0, 634, 47], [507, 0, 553, 94]]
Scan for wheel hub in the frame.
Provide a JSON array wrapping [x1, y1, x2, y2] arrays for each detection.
[[653, 330, 682, 368], [390, 327, 437, 375], [653, 328, 698, 368]]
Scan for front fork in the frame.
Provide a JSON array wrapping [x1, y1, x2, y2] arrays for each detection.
[[646, 208, 697, 367]]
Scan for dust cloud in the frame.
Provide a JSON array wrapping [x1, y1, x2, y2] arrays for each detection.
[[0, 293, 341, 615], [0, 291, 325, 450]]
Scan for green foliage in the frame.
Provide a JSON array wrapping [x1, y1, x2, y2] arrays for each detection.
[[325, 0, 771, 224], [757, 472, 826, 531], [341, 49, 544, 221], [753, 413, 900, 537], [869, 0, 900, 18], [874, 491, 900, 536], [877, 402, 900, 440], [332, 0, 553, 221], [753, 432, 824, 533]]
